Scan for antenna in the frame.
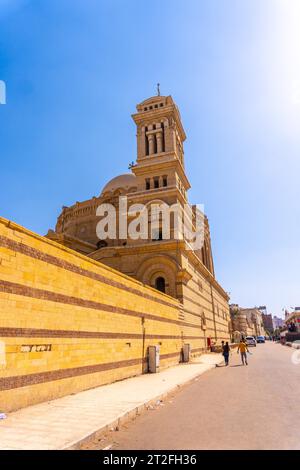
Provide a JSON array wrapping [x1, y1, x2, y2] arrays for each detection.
[[156, 83, 160, 96]]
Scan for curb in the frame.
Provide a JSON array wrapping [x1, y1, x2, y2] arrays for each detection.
[[64, 362, 217, 450]]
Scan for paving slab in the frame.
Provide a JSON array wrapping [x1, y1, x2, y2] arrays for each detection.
[[0, 354, 223, 450]]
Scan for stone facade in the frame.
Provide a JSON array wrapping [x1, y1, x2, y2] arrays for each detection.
[[285, 310, 300, 332], [272, 316, 284, 330], [47, 94, 231, 351], [262, 313, 274, 333], [0, 217, 184, 412], [230, 305, 266, 340]]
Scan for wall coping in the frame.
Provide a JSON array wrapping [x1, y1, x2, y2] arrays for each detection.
[[0, 216, 179, 306]]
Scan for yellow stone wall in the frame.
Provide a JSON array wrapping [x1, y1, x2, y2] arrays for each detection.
[[92, 244, 230, 359], [180, 259, 230, 354], [0, 217, 183, 412]]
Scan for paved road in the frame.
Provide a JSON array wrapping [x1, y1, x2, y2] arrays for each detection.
[[86, 342, 300, 450]]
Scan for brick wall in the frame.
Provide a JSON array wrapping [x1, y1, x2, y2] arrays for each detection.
[[0, 217, 184, 412]]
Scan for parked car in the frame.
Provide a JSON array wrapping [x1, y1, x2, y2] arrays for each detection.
[[256, 335, 265, 343], [246, 336, 257, 347]]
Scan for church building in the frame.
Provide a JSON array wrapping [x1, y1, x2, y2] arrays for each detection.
[[47, 94, 230, 351]]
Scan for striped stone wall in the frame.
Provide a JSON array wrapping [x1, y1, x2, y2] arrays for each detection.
[[180, 263, 231, 354], [0, 217, 185, 412]]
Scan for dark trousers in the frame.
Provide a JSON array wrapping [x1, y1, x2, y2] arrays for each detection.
[[241, 352, 248, 364], [223, 353, 229, 365]]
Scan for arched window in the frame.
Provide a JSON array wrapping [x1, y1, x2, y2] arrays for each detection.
[[161, 122, 165, 152], [145, 126, 149, 155], [155, 277, 166, 293]]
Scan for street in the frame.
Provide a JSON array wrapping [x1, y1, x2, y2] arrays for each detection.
[[86, 342, 300, 450]]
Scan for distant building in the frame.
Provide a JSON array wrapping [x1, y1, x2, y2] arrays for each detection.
[[285, 310, 300, 333], [262, 313, 274, 333], [242, 308, 266, 337], [230, 305, 266, 340], [258, 306, 267, 316], [285, 310, 289, 319], [273, 316, 284, 330]]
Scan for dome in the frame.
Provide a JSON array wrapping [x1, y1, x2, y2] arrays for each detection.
[[101, 173, 137, 195]]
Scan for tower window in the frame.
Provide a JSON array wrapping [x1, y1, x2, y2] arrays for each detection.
[[145, 178, 150, 190], [161, 121, 165, 152], [155, 277, 166, 293], [162, 176, 167, 187], [154, 177, 159, 189], [145, 126, 149, 155], [150, 124, 157, 154], [160, 103, 163, 107]]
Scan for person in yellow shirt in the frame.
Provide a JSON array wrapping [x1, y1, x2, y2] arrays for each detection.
[[237, 338, 249, 365]]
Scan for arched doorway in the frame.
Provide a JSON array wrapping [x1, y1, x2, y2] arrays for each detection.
[[155, 276, 166, 293]]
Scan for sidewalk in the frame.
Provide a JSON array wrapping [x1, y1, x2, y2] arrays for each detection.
[[0, 354, 223, 450]]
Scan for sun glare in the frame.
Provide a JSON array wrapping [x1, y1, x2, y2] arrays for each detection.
[[272, 1, 300, 119]]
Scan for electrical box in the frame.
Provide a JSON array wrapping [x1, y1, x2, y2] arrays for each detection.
[[182, 343, 190, 363], [148, 345, 160, 373]]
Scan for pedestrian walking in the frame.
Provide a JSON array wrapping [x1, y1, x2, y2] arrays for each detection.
[[237, 338, 249, 365], [221, 341, 225, 365], [223, 341, 230, 366]]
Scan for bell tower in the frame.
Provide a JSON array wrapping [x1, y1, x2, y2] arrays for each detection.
[[131, 95, 190, 202]]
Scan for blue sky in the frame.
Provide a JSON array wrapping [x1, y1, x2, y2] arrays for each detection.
[[1, 0, 300, 317]]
